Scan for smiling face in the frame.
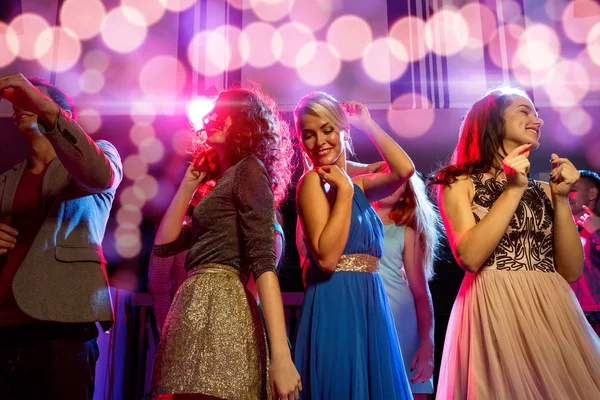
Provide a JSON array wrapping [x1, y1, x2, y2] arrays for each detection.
[[299, 112, 347, 167], [203, 109, 232, 147], [502, 95, 544, 152]]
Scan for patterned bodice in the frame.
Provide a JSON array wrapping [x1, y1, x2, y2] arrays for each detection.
[[471, 173, 555, 272]]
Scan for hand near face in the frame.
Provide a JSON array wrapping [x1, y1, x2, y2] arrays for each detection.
[[340, 101, 372, 132], [502, 143, 531, 192], [315, 165, 354, 193], [0, 74, 59, 124], [578, 205, 600, 235], [550, 154, 580, 198]]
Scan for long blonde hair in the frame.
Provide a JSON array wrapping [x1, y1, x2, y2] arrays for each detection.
[[389, 172, 442, 280]]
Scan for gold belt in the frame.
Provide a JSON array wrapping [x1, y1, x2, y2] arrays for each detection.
[[187, 263, 246, 282], [335, 254, 380, 273]]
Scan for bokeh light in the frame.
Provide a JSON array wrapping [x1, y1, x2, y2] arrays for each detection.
[[587, 23, 600, 66], [130, 102, 156, 126], [275, 22, 315, 68], [123, 154, 149, 180], [172, 129, 192, 156], [130, 124, 157, 146], [139, 55, 187, 96], [560, 107, 593, 137], [562, 0, 600, 44], [488, 23, 524, 69], [120, 186, 146, 209], [188, 30, 237, 77], [388, 16, 427, 63], [241, 22, 281, 68], [9, 13, 50, 60], [60, 0, 106, 40], [542, 59, 590, 108], [425, 8, 469, 56], [188, 97, 215, 129], [460, 2, 497, 48], [157, 0, 196, 12], [501, 0, 523, 23], [138, 138, 165, 164], [515, 23, 560, 71], [133, 175, 160, 201], [101, 7, 147, 53], [326, 15, 372, 61], [121, 0, 166, 26], [0, 22, 19, 68], [82, 49, 110, 72], [387, 93, 435, 139], [362, 38, 408, 84], [79, 69, 105, 94], [296, 41, 341, 86], [78, 108, 103, 135], [289, 0, 333, 32], [116, 206, 143, 228], [250, 0, 294, 22], [35, 27, 82, 72]]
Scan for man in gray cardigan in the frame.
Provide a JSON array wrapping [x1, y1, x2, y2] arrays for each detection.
[[0, 74, 122, 399]]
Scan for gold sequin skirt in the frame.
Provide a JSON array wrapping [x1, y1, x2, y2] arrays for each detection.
[[151, 263, 270, 400]]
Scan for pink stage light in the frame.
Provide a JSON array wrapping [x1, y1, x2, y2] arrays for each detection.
[[387, 93, 435, 139], [0, 22, 19, 68], [296, 41, 341, 86], [500, 0, 523, 23], [562, 0, 600, 44], [35, 27, 82, 72], [542, 59, 590, 108], [121, 0, 166, 26], [172, 129, 191, 156], [275, 22, 315, 68], [123, 154, 149, 180], [488, 23, 524, 70], [228, 0, 252, 10], [327, 15, 372, 61], [60, 0, 106, 40], [586, 23, 600, 66], [459, 3, 497, 49], [250, 0, 294, 22], [139, 137, 165, 164], [188, 30, 231, 76], [139, 55, 187, 96], [362, 38, 408, 84], [119, 186, 146, 208], [79, 69, 105, 94], [116, 207, 143, 231], [425, 9, 469, 57], [83, 50, 110, 72], [130, 101, 157, 126], [9, 13, 50, 60], [388, 16, 427, 63], [560, 107, 593, 137], [188, 97, 215, 130], [515, 24, 561, 72], [241, 22, 280, 68], [158, 0, 196, 12], [101, 7, 147, 54], [576, 50, 600, 92], [130, 124, 157, 146], [133, 175, 160, 201], [78, 108, 103, 135], [289, 0, 333, 32]]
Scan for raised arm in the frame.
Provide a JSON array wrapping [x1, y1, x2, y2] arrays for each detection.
[[341, 102, 414, 202], [541, 154, 584, 282], [1, 73, 120, 193], [439, 144, 531, 272], [297, 168, 354, 272], [402, 227, 434, 384]]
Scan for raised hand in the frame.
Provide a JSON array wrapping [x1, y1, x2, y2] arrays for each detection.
[[0, 73, 59, 126], [180, 163, 208, 190], [578, 205, 600, 235], [502, 143, 532, 191], [550, 154, 580, 197], [316, 165, 354, 193], [340, 101, 373, 132], [0, 216, 18, 255]]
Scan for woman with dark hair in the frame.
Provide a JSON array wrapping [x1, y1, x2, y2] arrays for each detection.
[[432, 87, 600, 399], [150, 88, 301, 399], [292, 92, 415, 399], [372, 172, 440, 399]]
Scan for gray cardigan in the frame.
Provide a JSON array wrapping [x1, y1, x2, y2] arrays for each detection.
[[0, 110, 123, 328]]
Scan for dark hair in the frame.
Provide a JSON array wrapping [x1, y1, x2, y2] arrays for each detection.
[[430, 87, 530, 187], [28, 77, 77, 120], [389, 172, 441, 280], [191, 87, 295, 206], [579, 170, 600, 202]]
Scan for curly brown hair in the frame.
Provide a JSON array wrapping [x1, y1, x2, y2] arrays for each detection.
[[191, 87, 295, 206], [430, 87, 531, 187]]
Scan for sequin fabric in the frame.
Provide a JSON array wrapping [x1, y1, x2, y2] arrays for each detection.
[[335, 254, 380, 273], [151, 264, 270, 399]]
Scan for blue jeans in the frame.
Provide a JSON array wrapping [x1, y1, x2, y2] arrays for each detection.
[[0, 322, 99, 400]]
